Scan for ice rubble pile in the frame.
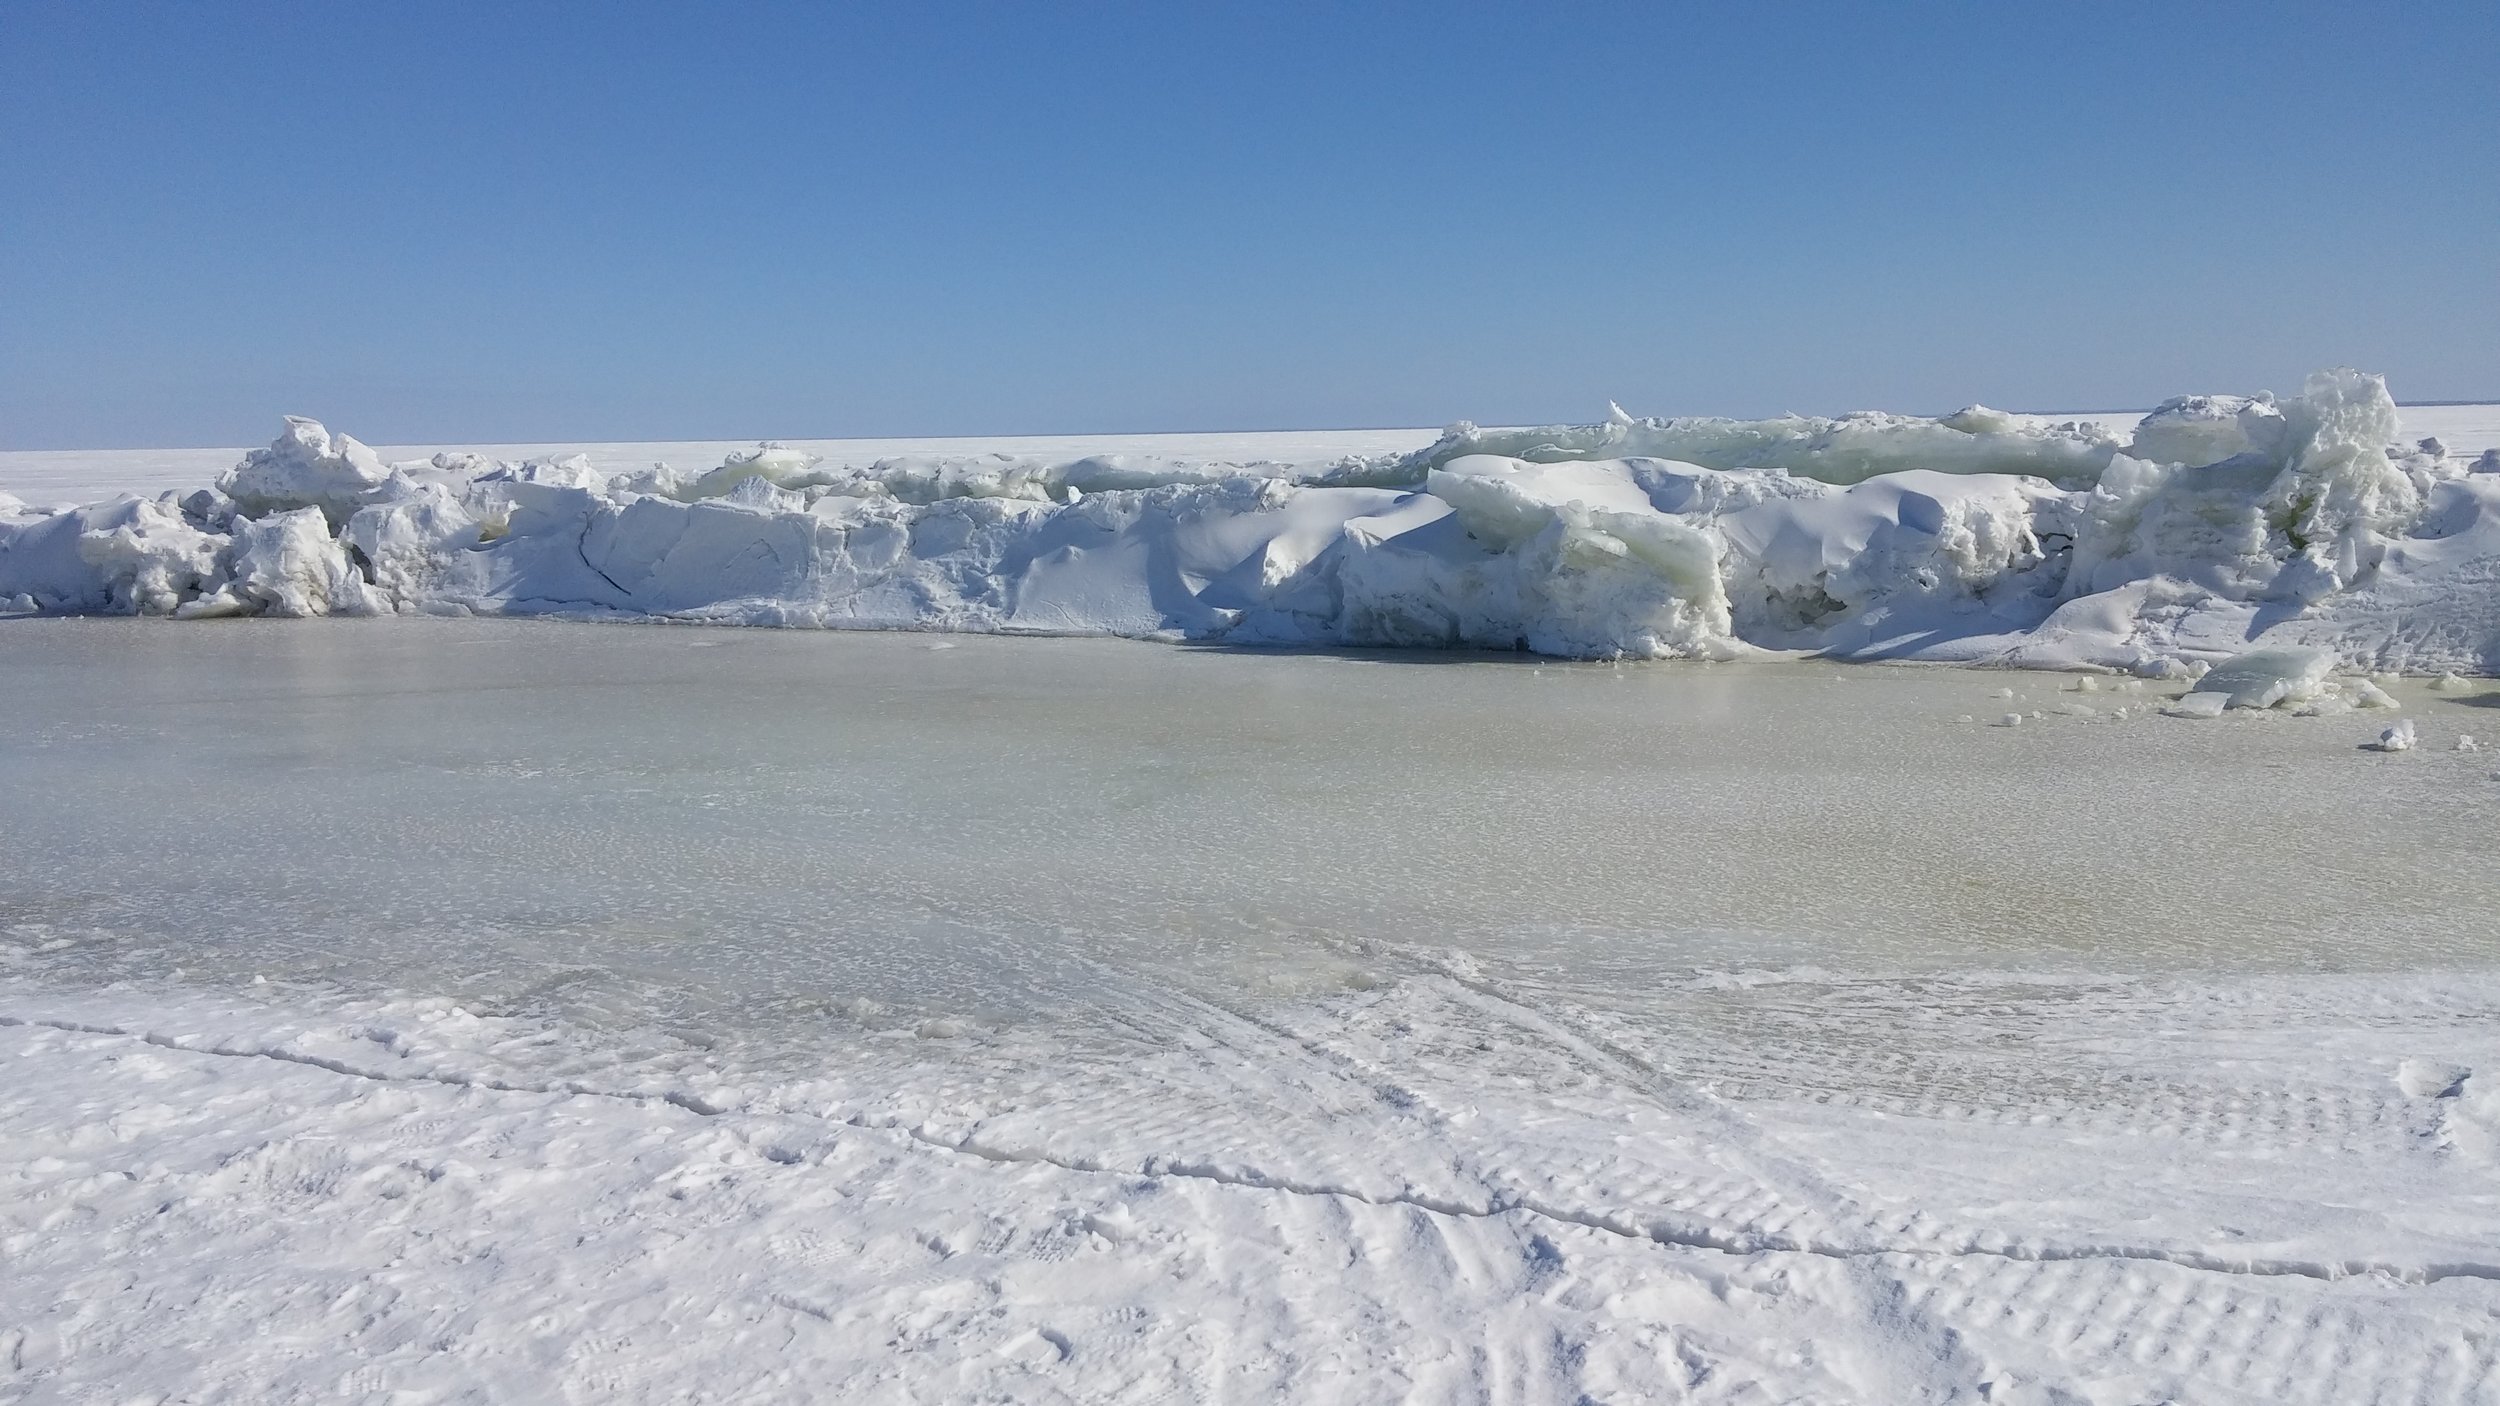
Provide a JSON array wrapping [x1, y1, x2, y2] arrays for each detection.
[[4, 371, 2496, 673]]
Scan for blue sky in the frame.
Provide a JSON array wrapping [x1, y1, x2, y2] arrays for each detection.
[[4, 2, 2494, 448]]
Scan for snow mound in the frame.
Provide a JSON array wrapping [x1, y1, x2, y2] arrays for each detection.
[[2127, 394, 2288, 468], [1354, 458, 1734, 657], [70, 496, 226, 614], [216, 416, 393, 525], [1390, 400, 2125, 489], [2, 369, 2494, 674], [180, 508, 383, 618]]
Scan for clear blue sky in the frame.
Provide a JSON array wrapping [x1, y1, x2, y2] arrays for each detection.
[[4, 1, 2494, 448]]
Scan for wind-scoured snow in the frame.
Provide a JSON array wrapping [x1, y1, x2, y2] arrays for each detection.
[[5, 373, 2498, 672]]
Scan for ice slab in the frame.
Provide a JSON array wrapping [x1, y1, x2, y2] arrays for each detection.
[[2198, 645, 2337, 709]]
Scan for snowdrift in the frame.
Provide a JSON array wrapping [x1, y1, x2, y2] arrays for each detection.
[[5, 372, 2496, 673]]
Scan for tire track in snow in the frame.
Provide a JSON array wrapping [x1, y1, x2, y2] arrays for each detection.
[[11, 1006, 2498, 1291]]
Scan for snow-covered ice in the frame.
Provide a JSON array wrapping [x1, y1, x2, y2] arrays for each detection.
[[7, 376, 2500, 1400], [6, 622, 2500, 1401], [5, 376, 2498, 675]]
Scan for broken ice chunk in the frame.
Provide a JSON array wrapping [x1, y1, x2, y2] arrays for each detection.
[[2163, 692, 2231, 719], [2350, 680, 2399, 709], [2197, 646, 2335, 710]]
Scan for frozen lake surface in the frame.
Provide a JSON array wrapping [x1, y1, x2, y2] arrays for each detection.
[[8, 619, 2500, 1401], [7, 618, 2497, 1019]]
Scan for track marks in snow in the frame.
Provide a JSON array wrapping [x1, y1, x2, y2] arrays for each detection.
[[1904, 1255, 2500, 1405], [10, 1003, 2500, 1293], [12, 963, 2500, 1402]]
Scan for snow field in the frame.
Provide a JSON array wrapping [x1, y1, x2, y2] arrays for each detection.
[[8, 959, 2500, 1403]]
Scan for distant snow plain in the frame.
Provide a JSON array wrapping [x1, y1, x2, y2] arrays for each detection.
[[7, 404, 2493, 506], [5, 399, 2500, 1403]]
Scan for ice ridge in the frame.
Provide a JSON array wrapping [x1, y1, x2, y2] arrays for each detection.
[[3, 369, 2494, 674]]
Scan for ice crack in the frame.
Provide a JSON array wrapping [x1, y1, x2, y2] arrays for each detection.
[[0, 1011, 731, 1115]]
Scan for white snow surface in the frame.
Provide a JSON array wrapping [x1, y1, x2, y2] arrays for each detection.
[[7, 624, 2500, 1402], [5, 381, 2498, 672], [16, 967, 2500, 1405]]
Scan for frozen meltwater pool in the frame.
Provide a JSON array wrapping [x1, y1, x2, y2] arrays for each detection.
[[4, 617, 2496, 1036]]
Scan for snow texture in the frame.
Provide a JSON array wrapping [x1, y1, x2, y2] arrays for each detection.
[[4, 371, 2496, 673], [13, 967, 2500, 1405]]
